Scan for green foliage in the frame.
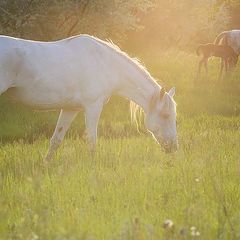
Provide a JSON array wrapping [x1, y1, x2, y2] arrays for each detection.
[[0, 0, 239, 46], [0, 0, 154, 41], [127, 0, 232, 51]]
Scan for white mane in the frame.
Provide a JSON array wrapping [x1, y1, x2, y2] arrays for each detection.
[[101, 37, 176, 127], [99, 38, 155, 128], [86, 35, 157, 84]]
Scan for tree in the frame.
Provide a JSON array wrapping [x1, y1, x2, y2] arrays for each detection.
[[127, 0, 231, 51], [0, 0, 155, 42]]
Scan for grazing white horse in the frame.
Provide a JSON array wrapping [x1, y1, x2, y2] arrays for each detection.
[[0, 34, 178, 160], [214, 30, 240, 55]]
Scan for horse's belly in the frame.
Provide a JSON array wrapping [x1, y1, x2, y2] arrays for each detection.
[[6, 87, 83, 110]]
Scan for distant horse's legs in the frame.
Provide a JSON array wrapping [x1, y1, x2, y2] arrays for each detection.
[[197, 58, 205, 79], [228, 57, 234, 71], [219, 58, 224, 80], [224, 58, 228, 73], [45, 110, 78, 161], [84, 101, 103, 152], [204, 59, 208, 77], [197, 57, 208, 79], [198, 59, 203, 75]]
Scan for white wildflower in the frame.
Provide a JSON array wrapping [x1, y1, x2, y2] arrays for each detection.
[[163, 219, 174, 229]]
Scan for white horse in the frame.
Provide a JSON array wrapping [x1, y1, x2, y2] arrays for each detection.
[[0, 34, 178, 160], [214, 30, 240, 55]]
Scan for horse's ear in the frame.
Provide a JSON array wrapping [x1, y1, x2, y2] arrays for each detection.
[[168, 87, 175, 98], [160, 87, 166, 100]]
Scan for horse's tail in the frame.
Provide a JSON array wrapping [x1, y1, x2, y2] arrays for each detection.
[[196, 45, 203, 56], [214, 31, 228, 45]]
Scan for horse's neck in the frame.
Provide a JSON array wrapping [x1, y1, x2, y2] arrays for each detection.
[[117, 67, 159, 112]]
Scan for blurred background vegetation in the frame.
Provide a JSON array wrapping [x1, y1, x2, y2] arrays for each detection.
[[0, 0, 239, 47]]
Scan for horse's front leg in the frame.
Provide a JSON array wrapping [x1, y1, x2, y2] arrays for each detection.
[[224, 58, 228, 73], [45, 110, 78, 162], [204, 59, 208, 77], [84, 101, 103, 153], [219, 58, 224, 80], [197, 58, 204, 76]]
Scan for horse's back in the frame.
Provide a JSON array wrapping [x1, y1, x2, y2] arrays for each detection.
[[0, 35, 117, 110], [0, 34, 105, 79], [0, 34, 99, 56]]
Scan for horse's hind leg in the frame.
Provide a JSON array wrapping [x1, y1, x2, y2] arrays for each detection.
[[45, 109, 78, 162]]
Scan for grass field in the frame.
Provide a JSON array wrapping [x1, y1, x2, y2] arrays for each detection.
[[0, 51, 240, 239]]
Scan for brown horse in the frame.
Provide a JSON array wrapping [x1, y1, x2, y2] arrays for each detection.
[[196, 43, 238, 78], [214, 30, 240, 55]]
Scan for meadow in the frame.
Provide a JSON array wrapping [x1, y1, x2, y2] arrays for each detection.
[[0, 51, 240, 239]]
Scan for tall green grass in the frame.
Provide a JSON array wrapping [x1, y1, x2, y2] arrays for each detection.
[[0, 51, 240, 239]]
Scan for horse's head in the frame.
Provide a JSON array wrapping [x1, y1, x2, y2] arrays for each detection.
[[145, 87, 178, 153]]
